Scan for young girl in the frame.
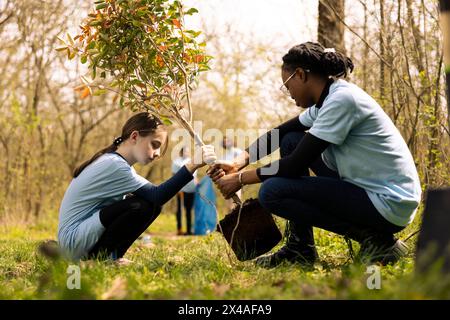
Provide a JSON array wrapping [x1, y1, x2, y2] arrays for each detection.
[[58, 112, 216, 262], [209, 42, 422, 267]]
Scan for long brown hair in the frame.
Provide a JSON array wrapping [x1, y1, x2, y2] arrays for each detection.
[[73, 112, 167, 178]]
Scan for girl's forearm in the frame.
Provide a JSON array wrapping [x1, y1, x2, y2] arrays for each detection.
[[185, 161, 202, 173]]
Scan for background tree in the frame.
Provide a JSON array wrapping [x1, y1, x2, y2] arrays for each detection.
[[318, 0, 345, 52], [441, 0, 450, 127], [0, 0, 448, 226]]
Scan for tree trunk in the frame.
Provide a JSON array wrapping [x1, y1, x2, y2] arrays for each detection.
[[379, 0, 386, 102], [318, 0, 346, 53], [362, 3, 369, 91], [440, 0, 450, 130]]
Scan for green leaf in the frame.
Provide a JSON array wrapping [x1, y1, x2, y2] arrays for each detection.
[[110, 80, 120, 87], [80, 55, 88, 64], [68, 50, 76, 60], [88, 20, 102, 26], [161, 117, 173, 125], [87, 41, 96, 50], [93, 89, 107, 96], [185, 30, 201, 37], [99, 33, 109, 41], [87, 49, 99, 55], [132, 20, 142, 27], [185, 8, 199, 15], [96, 3, 108, 10], [66, 33, 74, 46]]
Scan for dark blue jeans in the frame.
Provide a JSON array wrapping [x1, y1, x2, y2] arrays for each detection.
[[258, 132, 404, 247], [88, 196, 161, 260], [176, 192, 195, 234]]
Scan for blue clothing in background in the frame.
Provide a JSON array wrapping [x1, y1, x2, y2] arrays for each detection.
[[194, 176, 217, 235]]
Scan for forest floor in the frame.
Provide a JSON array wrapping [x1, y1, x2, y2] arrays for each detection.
[[1, 207, 449, 300]]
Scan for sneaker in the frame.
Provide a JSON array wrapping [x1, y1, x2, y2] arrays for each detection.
[[358, 239, 409, 265], [255, 245, 318, 268]]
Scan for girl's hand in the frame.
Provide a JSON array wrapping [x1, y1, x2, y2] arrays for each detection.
[[215, 173, 241, 199], [186, 144, 217, 173], [201, 144, 217, 166]]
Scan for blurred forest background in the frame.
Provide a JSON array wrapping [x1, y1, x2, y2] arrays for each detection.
[[0, 0, 448, 225]]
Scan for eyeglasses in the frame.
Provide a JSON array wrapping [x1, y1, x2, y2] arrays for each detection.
[[279, 71, 296, 96], [279, 68, 310, 96]]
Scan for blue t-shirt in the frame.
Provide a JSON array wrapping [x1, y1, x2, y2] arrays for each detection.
[[58, 153, 149, 260], [299, 79, 421, 227]]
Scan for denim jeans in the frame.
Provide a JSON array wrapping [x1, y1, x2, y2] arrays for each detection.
[[258, 131, 404, 247]]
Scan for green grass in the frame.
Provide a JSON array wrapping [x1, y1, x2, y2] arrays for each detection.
[[0, 208, 449, 300]]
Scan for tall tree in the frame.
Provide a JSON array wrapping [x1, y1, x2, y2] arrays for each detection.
[[318, 0, 346, 52], [441, 0, 450, 130]]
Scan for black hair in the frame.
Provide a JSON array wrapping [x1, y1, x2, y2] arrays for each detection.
[[282, 41, 354, 78]]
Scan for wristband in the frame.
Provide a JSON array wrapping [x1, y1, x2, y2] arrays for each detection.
[[238, 172, 245, 187]]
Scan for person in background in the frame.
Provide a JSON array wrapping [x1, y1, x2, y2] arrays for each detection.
[[172, 147, 198, 235]]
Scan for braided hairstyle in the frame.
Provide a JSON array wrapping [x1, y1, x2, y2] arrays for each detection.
[[282, 42, 354, 78]]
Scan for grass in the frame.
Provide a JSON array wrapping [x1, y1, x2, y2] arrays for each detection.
[[0, 205, 449, 300]]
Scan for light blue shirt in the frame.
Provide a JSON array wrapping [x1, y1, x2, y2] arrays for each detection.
[[299, 79, 421, 227], [58, 153, 148, 260]]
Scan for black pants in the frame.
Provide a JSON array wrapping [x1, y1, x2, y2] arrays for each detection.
[[88, 196, 161, 260], [258, 131, 404, 247], [176, 192, 195, 234]]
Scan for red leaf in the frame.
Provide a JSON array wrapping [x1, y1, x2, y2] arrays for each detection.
[[172, 19, 181, 29], [193, 54, 204, 63], [80, 87, 91, 99], [156, 55, 165, 67]]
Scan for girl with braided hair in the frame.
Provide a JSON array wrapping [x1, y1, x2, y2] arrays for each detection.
[[208, 42, 421, 267], [58, 112, 217, 263]]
